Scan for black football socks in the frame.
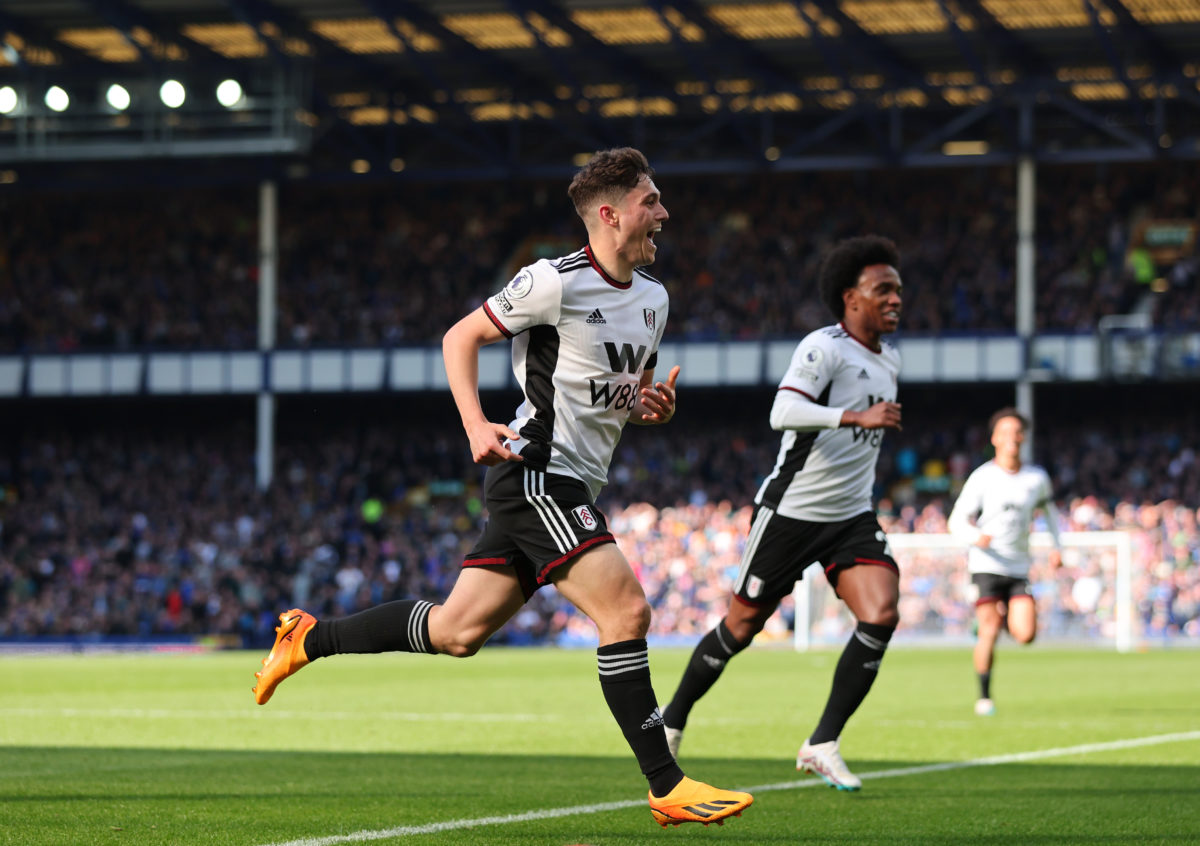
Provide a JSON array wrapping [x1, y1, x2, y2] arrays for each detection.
[[597, 639, 683, 797], [304, 599, 437, 659], [662, 620, 750, 731], [810, 620, 895, 744]]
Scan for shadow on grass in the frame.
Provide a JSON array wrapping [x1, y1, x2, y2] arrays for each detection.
[[2, 748, 1197, 845]]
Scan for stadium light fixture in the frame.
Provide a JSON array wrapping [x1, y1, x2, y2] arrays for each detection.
[[216, 79, 244, 108], [0, 86, 17, 115], [105, 84, 131, 112], [159, 79, 186, 109], [45, 86, 70, 113]]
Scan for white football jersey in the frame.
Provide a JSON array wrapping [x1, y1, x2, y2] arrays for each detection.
[[949, 461, 1056, 577], [483, 246, 668, 501], [756, 324, 900, 521]]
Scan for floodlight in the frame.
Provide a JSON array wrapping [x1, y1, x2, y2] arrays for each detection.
[[0, 86, 17, 115], [45, 86, 69, 112], [159, 79, 186, 109], [106, 84, 131, 111], [216, 79, 244, 108]]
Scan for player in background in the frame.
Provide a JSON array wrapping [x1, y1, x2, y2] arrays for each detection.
[[251, 148, 752, 828], [948, 407, 1062, 716], [662, 235, 903, 791]]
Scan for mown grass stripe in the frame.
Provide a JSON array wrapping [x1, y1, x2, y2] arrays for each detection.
[[261, 730, 1200, 846]]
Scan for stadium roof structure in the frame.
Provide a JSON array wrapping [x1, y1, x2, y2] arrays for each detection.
[[2, 0, 1200, 180]]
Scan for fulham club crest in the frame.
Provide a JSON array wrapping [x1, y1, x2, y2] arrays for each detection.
[[643, 308, 656, 334], [571, 505, 598, 531]]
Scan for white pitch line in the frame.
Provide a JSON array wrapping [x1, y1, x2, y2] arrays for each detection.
[[260, 730, 1200, 846], [0, 707, 548, 723]]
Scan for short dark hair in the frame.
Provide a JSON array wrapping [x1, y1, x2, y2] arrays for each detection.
[[817, 235, 901, 319], [567, 147, 654, 220], [988, 406, 1028, 435]]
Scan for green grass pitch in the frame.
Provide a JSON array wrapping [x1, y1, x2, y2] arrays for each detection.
[[2, 646, 1198, 845]]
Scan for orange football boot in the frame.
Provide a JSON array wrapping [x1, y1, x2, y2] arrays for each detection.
[[252, 609, 316, 705], [648, 777, 753, 827]]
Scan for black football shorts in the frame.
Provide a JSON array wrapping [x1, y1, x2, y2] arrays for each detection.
[[464, 462, 615, 599], [971, 572, 1032, 606], [732, 506, 898, 606]]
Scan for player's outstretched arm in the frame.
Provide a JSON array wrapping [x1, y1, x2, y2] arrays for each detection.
[[630, 365, 680, 425], [443, 308, 523, 465]]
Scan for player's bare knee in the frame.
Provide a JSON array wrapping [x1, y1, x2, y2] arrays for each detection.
[[978, 621, 1002, 638], [725, 616, 766, 643], [862, 604, 899, 629], [440, 628, 489, 658], [626, 596, 652, 638]]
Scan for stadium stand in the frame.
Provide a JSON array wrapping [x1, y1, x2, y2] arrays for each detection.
[[3, 162, 1198, 352], [3, 388, 1197, 645]]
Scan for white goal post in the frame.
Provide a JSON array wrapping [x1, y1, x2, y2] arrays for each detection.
[[793, 531, 1134, 653]]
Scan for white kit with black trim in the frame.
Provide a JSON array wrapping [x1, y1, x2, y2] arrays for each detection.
[[757, 323, 901, 522], [484, 246, 668, 501]]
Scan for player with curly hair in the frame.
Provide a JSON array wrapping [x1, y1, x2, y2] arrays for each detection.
[[662, 235, 904, 791]]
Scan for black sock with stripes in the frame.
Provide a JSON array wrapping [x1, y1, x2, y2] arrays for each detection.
[[662, 620, 750, 731], [303, 599, 437, 660], [597, 639, 684, 797], [810, 621, 894, 744]]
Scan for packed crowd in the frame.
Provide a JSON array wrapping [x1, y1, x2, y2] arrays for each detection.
[[2, 392, 1197, 646], [3, 162, 1197, 353]]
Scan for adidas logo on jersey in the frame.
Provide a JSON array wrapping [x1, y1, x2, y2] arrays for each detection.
[[858, 368, 870, 379], [642, 707, 665, 730], [586, 308, 607, 324]]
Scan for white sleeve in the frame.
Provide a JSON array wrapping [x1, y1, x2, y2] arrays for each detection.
[[769, 388, 844, 431], [778, 333, 836, 399], [483, 262, 561, 337], [948, 470, 984, 546]]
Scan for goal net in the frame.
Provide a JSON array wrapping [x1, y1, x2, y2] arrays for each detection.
[[792, 531, 1134, 652]]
